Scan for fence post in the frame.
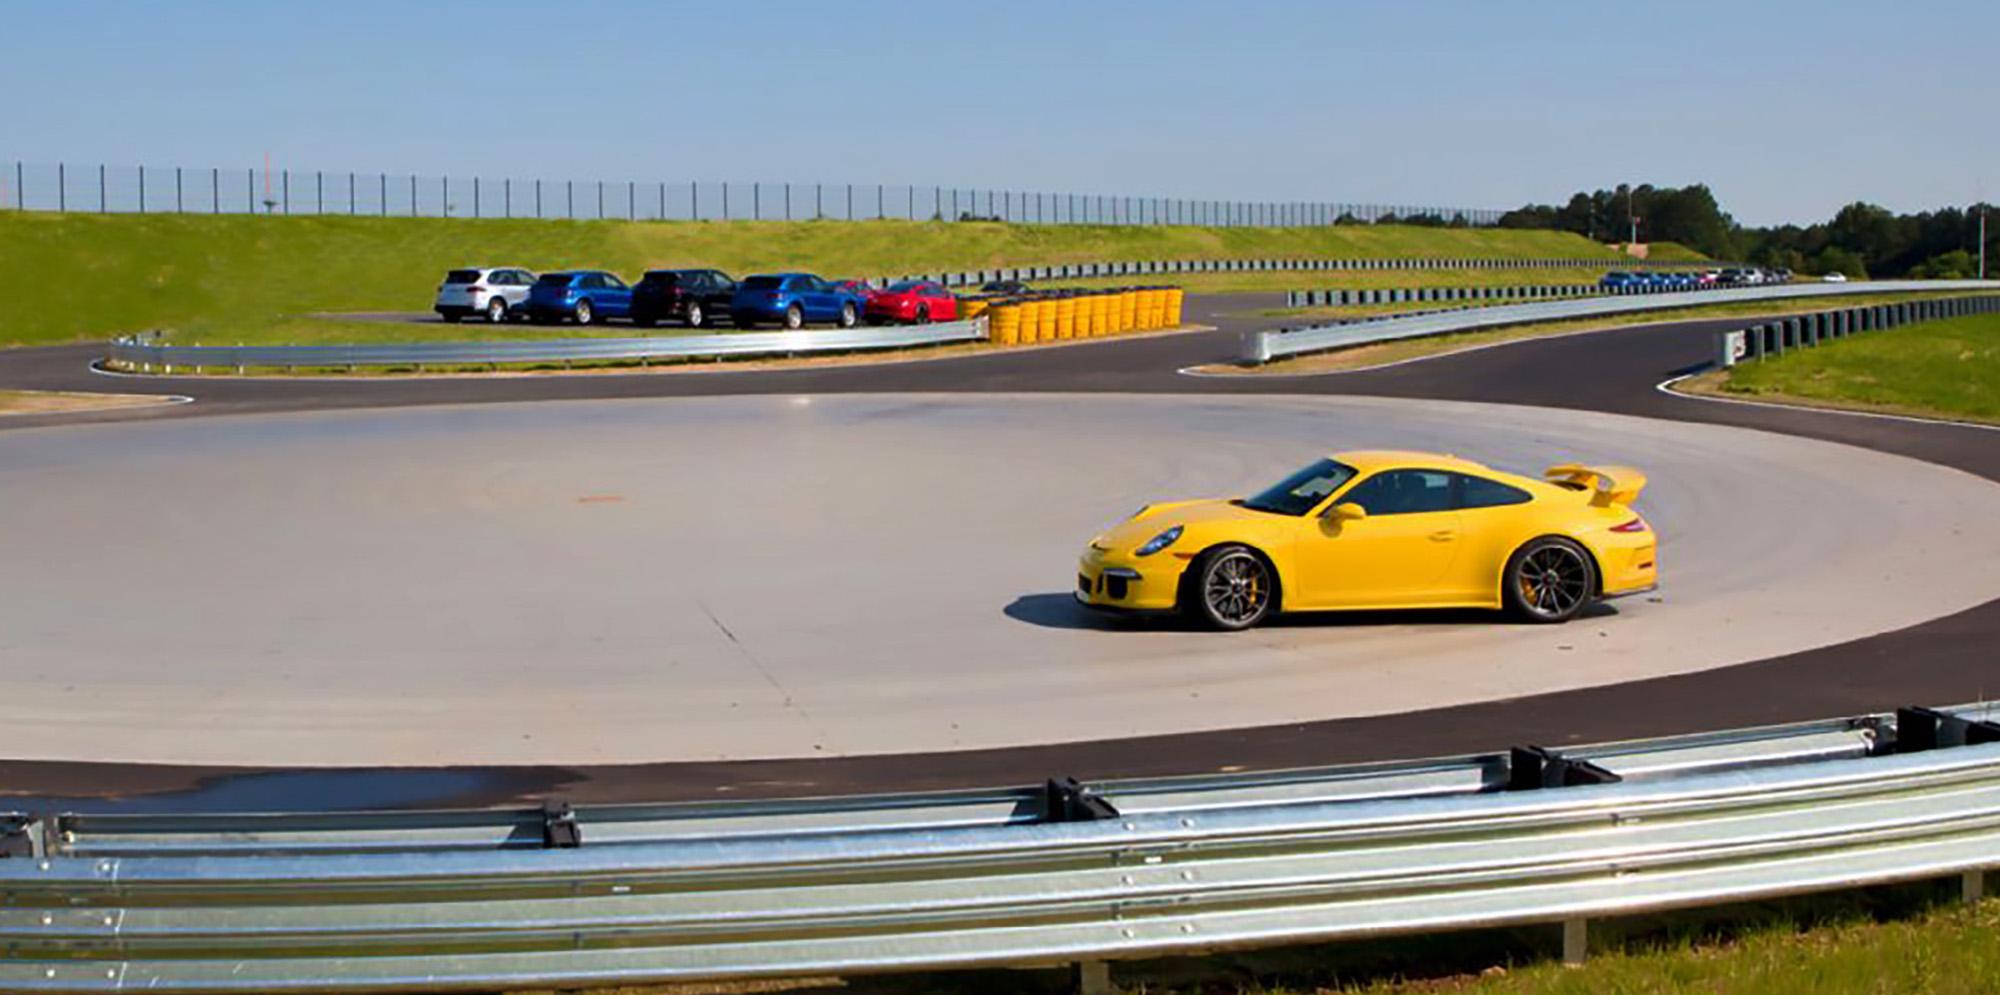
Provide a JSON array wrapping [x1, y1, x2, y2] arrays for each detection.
[[628, 180, 635, 221], [597, 180, 604, 219], [98, 163, 106, 212], [138, 165, 146, 212]]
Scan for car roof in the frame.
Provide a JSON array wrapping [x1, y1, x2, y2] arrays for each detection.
[[1329, 450, 1494, 474]]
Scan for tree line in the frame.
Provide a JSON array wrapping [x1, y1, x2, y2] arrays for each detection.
[[1496, 183, 1993, 279]]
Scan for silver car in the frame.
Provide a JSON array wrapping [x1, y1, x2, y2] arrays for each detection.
[[434, 267, 537, 323]]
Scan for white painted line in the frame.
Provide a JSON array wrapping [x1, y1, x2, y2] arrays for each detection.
[[1656, 373, 2000, 433]]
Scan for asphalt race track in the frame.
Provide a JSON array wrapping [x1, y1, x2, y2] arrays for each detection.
[[3, 293, 1999, 808]]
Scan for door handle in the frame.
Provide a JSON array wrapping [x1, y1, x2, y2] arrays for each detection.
[[1428, 530, 1457, 542]]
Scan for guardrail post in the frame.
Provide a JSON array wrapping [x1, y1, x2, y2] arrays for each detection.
[[1074, 960, 1113, 995], [1964, 870, 1987, 905], [1562, 918, 1589, 965]]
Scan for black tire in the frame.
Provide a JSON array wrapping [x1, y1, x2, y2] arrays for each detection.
[[684, 302, 705, 328], [485, 298, 508, 324], [783, 304, 804, 330], [915, 305, 931, 325], [1186, 545, 1276, 631], [838, 302, 858, 328], [574, 299, 594, 326], [1502, 536, 1596, 624]]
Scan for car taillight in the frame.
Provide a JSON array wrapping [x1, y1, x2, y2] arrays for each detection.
[[1611, 518, 1648, 533]]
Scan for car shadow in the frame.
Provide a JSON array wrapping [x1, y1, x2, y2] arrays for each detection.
[[1003, 592, 1621, 632]]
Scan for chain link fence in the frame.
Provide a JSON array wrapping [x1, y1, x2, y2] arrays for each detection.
[[0, 159, 1506, 227]]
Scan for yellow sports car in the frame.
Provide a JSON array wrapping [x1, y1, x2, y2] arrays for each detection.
[[1077, 451, 1657, 629]]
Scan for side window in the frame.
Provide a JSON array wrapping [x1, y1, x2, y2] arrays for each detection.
[[585, 273, 607, 289], [601, 273, 626, 290], [1339, 470, 1454, 516], [1458, 474, 1532, 509]]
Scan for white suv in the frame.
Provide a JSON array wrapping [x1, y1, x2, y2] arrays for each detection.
[[434, 267, 536, 323]]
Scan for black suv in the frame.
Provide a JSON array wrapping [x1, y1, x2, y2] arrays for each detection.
[[631, 269, 736, 328]]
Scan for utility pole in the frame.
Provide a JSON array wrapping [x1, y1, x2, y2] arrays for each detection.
[[1980, 204, 1987, 280]]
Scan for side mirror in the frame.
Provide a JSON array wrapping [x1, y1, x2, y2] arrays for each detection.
[[1329, 502, 1368, 522]]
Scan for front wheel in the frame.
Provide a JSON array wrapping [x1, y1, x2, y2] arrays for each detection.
[[485, 298, 508, 324], [914, 305, 931, 325], [1188, 545, 1275, 631], [838, 302, 858, 328], [685, 302, 705, 328], [1503, 537, 1596, 623], [574, 299, 594, 326], [783, 304, 804, 330]]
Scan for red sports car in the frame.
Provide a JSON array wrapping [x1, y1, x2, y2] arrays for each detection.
[[864, 280, 960, 324]]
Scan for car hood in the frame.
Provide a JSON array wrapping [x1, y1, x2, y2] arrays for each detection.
[[1092, 498, 1285, 553]]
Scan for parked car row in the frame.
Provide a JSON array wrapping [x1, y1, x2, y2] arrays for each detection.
[[1597, 266, 1794, 291], [432, 267, 977, 330]]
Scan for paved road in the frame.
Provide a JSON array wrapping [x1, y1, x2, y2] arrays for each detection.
[[3, 294, 1997, 810]]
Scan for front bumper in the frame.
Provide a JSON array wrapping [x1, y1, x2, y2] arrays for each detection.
[[1075, 549, 1185, 612]]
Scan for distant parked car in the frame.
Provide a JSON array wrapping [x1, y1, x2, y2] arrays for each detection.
[[866, 280, 960, 325], [981, 279, 1032, 295], [1599, 271, 1641, 289], [1697, 269, 1721, 287], [1823, 272, 1849, 283], [631, 269, 735, 328], [434, 267, 537, 323], [827, 279, 875, 301], [521, 270, 633, 325], [730, 273, 864, 329], [1771, 268, 1794, 283]]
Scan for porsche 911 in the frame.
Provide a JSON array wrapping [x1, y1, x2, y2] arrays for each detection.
[[1076, 451, 1657, 629]]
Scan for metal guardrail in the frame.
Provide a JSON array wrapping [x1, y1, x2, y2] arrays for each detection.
[[1287, 282, 1606, 307], [4, 704, 1999, 991], [908, 255, 1714, 290], [1717, 293, 2000, 366], [1244, 280, 2000, 364], [102, 318, 989, 374]]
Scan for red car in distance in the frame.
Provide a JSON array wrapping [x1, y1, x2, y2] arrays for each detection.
[[864, 280, 960, 324]]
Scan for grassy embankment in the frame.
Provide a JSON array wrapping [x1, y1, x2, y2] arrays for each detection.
[[0, 212, 1636, 348], [1207, 289, 1985, 375], [1685, 310, 2000, 424]]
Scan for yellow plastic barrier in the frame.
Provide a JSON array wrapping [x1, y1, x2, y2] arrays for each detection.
[[1166, 287, 1184, 327], [1140, 288, 1162, 329], [960, 297, 990, 321], [1119, 290, 1139, 332], [1152, 288, 1169, 328], [1016, 299, 1042, 343], [988, 303, 1021, 346], [1036, 297, 1058, 342], [1081, 294, 1103, 337], [1055, 296, 1077, 340]]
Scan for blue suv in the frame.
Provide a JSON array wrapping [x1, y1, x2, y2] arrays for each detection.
[[522, 270, 632, 325], [1598, 271, 1641, 290], [730, 273, 865, 329]]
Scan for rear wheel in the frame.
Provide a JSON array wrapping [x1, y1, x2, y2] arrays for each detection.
[[838, 302, 858, 328], [783, 304, 804, 330], [915, 305, 931, 325], [685, 302, 705, 328], [1503, 537, 1596, 623], [485, 298, 508, 324], [1187, 545, 1275, 631], [574, 299, 594, 326]]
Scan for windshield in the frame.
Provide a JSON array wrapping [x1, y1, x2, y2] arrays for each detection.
[[1240, 458, 1359, 516]]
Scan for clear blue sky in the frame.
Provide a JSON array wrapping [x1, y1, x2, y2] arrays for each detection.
[[2, 0, 1992, 226]]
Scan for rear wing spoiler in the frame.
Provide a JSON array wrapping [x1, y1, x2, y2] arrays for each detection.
[[1545, 464, 1647, 506]]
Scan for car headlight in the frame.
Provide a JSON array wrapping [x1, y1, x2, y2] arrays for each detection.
[[1135, 525, 1183, 557]]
